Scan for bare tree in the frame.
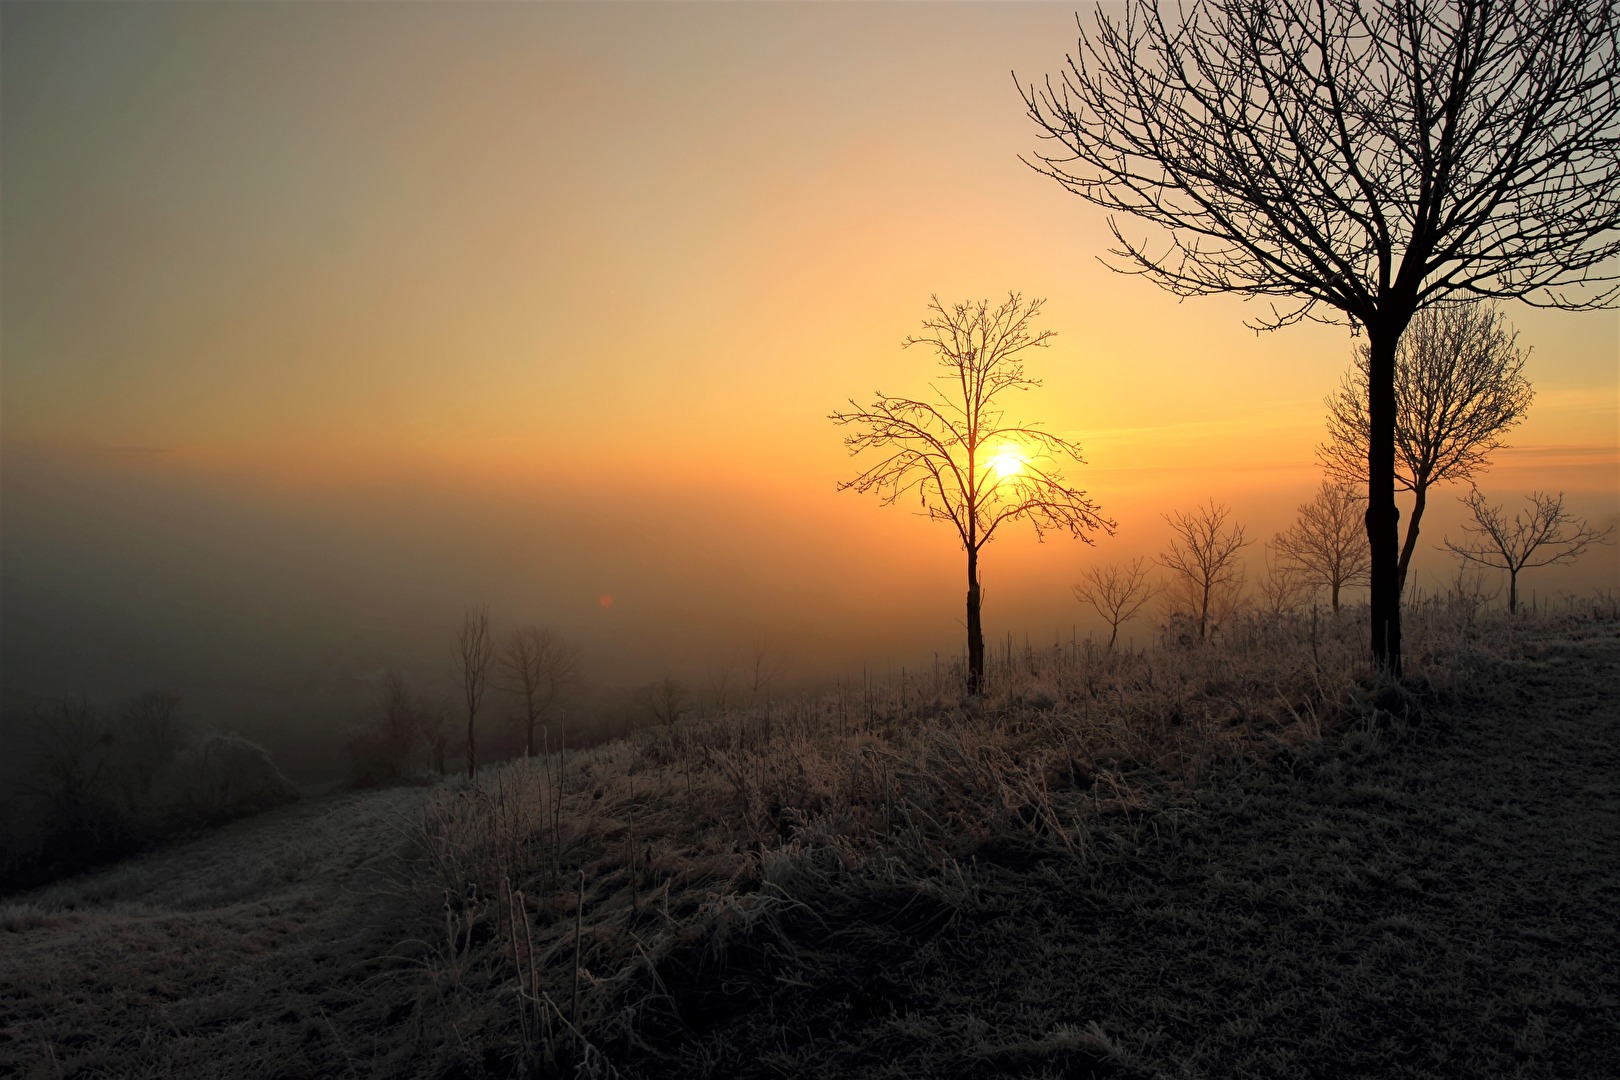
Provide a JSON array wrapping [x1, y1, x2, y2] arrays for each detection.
[[1160, 500, 1250, 642], [382, 672, 421, 777], [704, 661, 736, 714], [347, 672, 434, 786], [637, 677, 691, 729], [746, 636, 780, 704], [418, 693, 453, 777], [1273, 482, 1373, 612], [1073, 557, 1157, 649], [498, 625, 579, 758], [1319, 302, 1534, 592], [1443, 489, 1613, 614], [1257, 541, 1314, 617], [27, 697, 114, 846], [831, 294, 1114, 695], [116, 689, 186, 803], [1022, 0, 1620, 674], [453, 605, 495, 779]]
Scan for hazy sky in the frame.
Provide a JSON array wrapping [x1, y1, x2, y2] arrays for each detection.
[[4, 2, 1617, 709]]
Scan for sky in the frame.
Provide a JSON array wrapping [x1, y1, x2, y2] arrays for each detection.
[[3, 1, 1617, 721]]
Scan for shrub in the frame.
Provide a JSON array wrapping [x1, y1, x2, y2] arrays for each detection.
[[163, 734, 298, 824]]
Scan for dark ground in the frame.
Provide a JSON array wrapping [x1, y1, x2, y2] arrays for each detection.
[[646, 621, 1620, 1079], [2, 620, 1616, 1078]]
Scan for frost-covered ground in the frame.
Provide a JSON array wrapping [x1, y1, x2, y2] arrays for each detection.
[[2, 613, 1615, 1079], [675, 622, 1620, 1079], [0, 785, 433, 1078]]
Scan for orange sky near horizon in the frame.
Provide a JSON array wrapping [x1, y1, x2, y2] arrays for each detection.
[[3, 2, 1617, 699]]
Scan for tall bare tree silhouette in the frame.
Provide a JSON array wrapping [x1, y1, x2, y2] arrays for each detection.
[[1022, 0, 1620, 674], [1319, 302, 1534, 594], [832, 294, 1113, 695]]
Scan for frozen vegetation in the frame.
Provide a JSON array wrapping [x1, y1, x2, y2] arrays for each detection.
[[2, 597, 1617, 1078]]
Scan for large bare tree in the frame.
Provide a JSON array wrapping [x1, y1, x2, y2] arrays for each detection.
[[454, 605, 495, 779], [1443, 489, 1613, 614], [831, 294, 1114, 695], [498, 625, 578, 759], [1160, 500, 1250, 642], [1073, 557, 1157, 649], [1022, 0, 1620, 674], [1319, 302, 1534, 592], [1273, 482, 1373, 611]]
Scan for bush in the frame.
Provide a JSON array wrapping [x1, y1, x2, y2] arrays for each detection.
[[1, 693, 298, 894], [163, 734, 299, 824]]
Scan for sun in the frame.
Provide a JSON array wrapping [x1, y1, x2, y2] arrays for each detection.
[[988, 444, 1025, 480]]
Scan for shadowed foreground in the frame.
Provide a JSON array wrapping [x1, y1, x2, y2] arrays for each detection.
[[668, 624, 1619, 1078], [1, 619, 1615, 1078], [0, 786, 434, 1077]]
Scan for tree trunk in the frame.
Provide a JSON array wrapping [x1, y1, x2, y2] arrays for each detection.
[[966, 546, 984, 696], [1107, 623, 1118, 650], [1508, 570, 1519, 615], [466, 713, 477, 780], [1365, 323, 1404, 677], [1397, 482, 1428, 596], [1330, 581, 1341, 612]]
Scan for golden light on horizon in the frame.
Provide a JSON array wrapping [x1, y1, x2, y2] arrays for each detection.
[[0, 0, 1614, 711]]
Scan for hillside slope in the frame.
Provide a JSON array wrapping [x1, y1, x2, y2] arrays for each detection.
[[0, 784, 434, 1078], [1, 617, 1616, 1079], [655, 622, 1619, 1078]]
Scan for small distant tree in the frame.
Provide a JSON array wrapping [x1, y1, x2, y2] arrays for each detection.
[[379, 671, 420, 757], [115, 689, 186, 804], [704, 661, 736, 714], [1256, 542, 1313, 617], [831, 294, 1114, 694], [498, 625, 579, 758], [345, 672, 424, 786], [747, 635, 780, 704], [638, 677, 691, 728], [1319, 303, 1534, 592], [1160, 500, 1250, 641], [1273, 482, 1373, 612], [1443, 489, 1613, 614], [1073, 557, 1157, 649], [414, 692, 453, 776], [453, 606, 495, 779], [28, 697, 117, 851]]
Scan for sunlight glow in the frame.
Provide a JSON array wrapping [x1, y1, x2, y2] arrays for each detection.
[[988, 444, 1025, 480]]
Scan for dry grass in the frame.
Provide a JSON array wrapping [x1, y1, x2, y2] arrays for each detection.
[[0, 785, 435, 1078], [3, 596, 1616, 1078], [398, 601, 1587, 1077]]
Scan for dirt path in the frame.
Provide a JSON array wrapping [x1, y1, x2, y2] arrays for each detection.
[[665, 621, 1620, 1079], [0, 783, 435, 1078]]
